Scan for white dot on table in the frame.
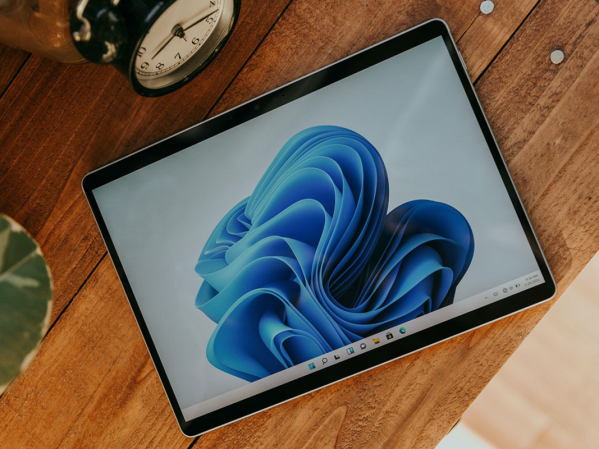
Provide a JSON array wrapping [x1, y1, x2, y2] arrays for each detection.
[[480, 0, 495, 14], [551, 49, 565, 64]]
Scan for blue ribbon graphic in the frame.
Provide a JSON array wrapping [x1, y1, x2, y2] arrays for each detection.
[[195, 126, 474, 382]]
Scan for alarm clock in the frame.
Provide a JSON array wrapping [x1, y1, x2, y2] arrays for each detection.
[[70, 0, 240, 97]]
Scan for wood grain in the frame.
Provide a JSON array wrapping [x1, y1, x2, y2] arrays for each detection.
[[210, 0, 537, 116], [457, 0, 540, 80], [476, 0, 599, 286], [0, 46, 29, 99], [0, 0, 597, 447], [212, 0, 480, 115]]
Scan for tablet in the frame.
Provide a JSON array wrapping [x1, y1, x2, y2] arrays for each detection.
[[83, 19, 556, 436]]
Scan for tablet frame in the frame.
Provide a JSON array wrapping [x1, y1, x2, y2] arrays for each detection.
[[82, 18, 556, 437]]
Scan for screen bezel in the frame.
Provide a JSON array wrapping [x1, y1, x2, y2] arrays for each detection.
[[82, 19, 556, 437]]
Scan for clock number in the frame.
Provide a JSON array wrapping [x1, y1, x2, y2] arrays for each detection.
[[156, 63, 164, 70], [137, 47, 146, 57], [207, 16, 215, 24], [192, 37, 200, 45], [175, 53, 181, 60], [141, 62, 149, 69]]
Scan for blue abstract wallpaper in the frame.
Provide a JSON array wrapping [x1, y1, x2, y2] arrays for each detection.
[[194, 126, 474, 382]]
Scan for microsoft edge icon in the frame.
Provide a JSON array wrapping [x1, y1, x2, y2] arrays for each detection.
[[399, 327, 407, 334]]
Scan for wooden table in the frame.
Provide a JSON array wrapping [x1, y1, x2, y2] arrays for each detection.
[[1, 0, 598, 447]]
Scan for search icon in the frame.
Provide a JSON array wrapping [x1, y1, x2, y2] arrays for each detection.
[[322, 357, 328, 365]]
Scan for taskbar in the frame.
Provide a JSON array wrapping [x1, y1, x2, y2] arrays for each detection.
[[301, 270, 545, 374], [182, 269, 544, 421]]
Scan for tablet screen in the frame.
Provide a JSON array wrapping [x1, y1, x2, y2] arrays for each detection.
[[91, 34, 547, 424]]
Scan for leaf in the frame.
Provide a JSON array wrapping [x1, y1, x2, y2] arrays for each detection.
[[0, 214, 53, 394]]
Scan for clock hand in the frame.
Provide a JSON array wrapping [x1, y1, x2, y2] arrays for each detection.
[[153, 23, 189, 60], [183, 9, 218, 32], [152, 34, 176, 60], [151, 9, 217, 61]]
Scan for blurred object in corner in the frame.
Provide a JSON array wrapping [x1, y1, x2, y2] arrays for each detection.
[[0, 0, 85, 63], [437, 422, 497, 449], [462, 252, 599, 449], [0, 214, 53, 395]]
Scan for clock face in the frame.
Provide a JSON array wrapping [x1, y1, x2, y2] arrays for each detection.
[[133, 0, 236, 91]]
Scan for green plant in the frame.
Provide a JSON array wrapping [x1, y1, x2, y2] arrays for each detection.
[[0, 214, 53, 394]]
